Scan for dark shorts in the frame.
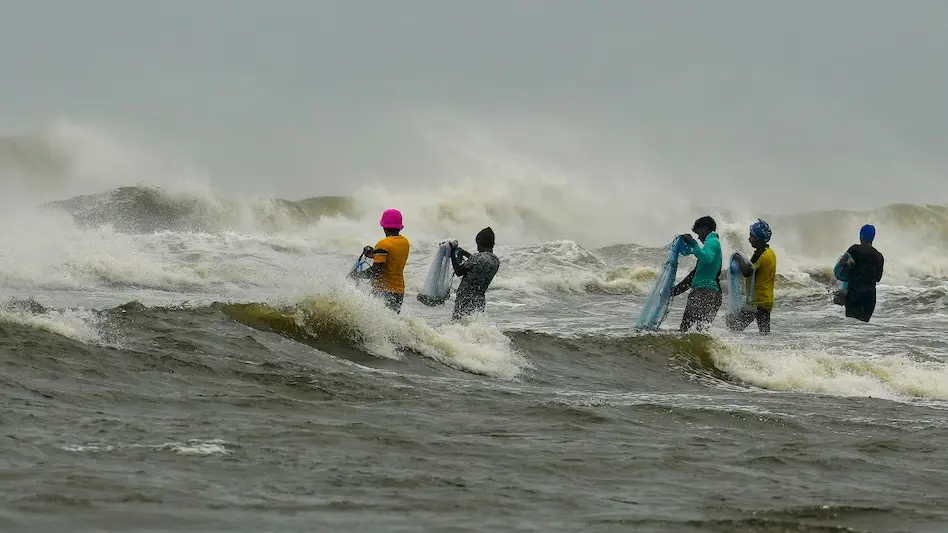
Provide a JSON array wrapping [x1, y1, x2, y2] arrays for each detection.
[[726, 306, 772, 334], [680, 288, 723, 332], [374, 291, 404, 314], [452, 293, 486, 321], [845, 288, 876, 323]]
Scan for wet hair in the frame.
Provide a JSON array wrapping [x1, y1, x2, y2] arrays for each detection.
[[692, 216, 717, 233]]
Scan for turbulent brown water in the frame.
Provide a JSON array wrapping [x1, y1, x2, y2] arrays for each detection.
[[1, 184, 947, 532]]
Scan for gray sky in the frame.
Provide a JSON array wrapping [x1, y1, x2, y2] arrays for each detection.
[[1, 0, 946, 211]]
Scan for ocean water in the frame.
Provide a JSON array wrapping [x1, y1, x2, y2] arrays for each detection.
[[2, 126, 948, 533]]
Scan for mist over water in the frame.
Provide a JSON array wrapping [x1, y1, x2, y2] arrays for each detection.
[[3, 3, 948, 532], [3, 2, 948, 206]]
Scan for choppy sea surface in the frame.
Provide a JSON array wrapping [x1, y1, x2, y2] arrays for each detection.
[[2, 183, 948, 533]]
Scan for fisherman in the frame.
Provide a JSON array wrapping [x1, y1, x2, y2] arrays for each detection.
[[449, 227, 501, 321], [836, 224, 884, 322], [352, 209, 411, 313], [726, 218, 777, 334], [671, 216, 723, 332], [672, 216, 722, 332]]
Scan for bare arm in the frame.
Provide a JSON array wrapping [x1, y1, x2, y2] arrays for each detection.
[[735, 254, 754, 277], [451, 246, 472, 277], [671, 268, 696, 296], [356, 247, 388, 281]]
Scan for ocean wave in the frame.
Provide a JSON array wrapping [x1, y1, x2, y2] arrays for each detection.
[[35, 181, 948, 250], [5, 292, 947, 405], [0, 212, 939, 310], [704, 335, 948, 403], [6, 119, 948, 267], [0, 292, 528, 380], [27, 179, 948, 288], [42, 185, 359, 234], [217, 291, 529, 380], [515, 329, 948, 404], [0, 299, 114, 347], [5, 120, 948, 298]]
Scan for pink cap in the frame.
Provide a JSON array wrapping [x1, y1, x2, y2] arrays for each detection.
[[379, 208, 404, 229]]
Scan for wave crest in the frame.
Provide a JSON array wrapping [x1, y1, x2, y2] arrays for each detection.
[[43, 185, 359, 233], [220, 292, 528, 379]]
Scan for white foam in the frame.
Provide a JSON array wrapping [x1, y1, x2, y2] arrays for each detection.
[[267, 283, 531, 380], [706, 338, 948, 403], [399, 315, 531, 379], [0, 304, 111, 347], [61, 438, 231, 456]]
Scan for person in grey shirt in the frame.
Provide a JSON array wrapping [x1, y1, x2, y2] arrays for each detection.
[[449, 227, 500, 321]]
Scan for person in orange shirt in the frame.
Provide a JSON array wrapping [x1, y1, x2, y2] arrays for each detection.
[[351, 209, 411, 313]]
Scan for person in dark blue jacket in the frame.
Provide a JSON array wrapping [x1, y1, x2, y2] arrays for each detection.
[[835, 224, 884, 322]]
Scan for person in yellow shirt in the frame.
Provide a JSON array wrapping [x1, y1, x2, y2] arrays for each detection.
[[351, 209, 411, 313], [726, 218, 776, 334]]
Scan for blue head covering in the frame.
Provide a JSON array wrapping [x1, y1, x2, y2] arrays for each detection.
[[750, 218, 772, 244], [860, 224, 876, 242]]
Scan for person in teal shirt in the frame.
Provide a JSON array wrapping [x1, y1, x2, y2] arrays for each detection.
[[671, 216, 724, 332]]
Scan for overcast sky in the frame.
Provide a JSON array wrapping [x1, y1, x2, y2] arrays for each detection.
[[1, 0, 946, 210]]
